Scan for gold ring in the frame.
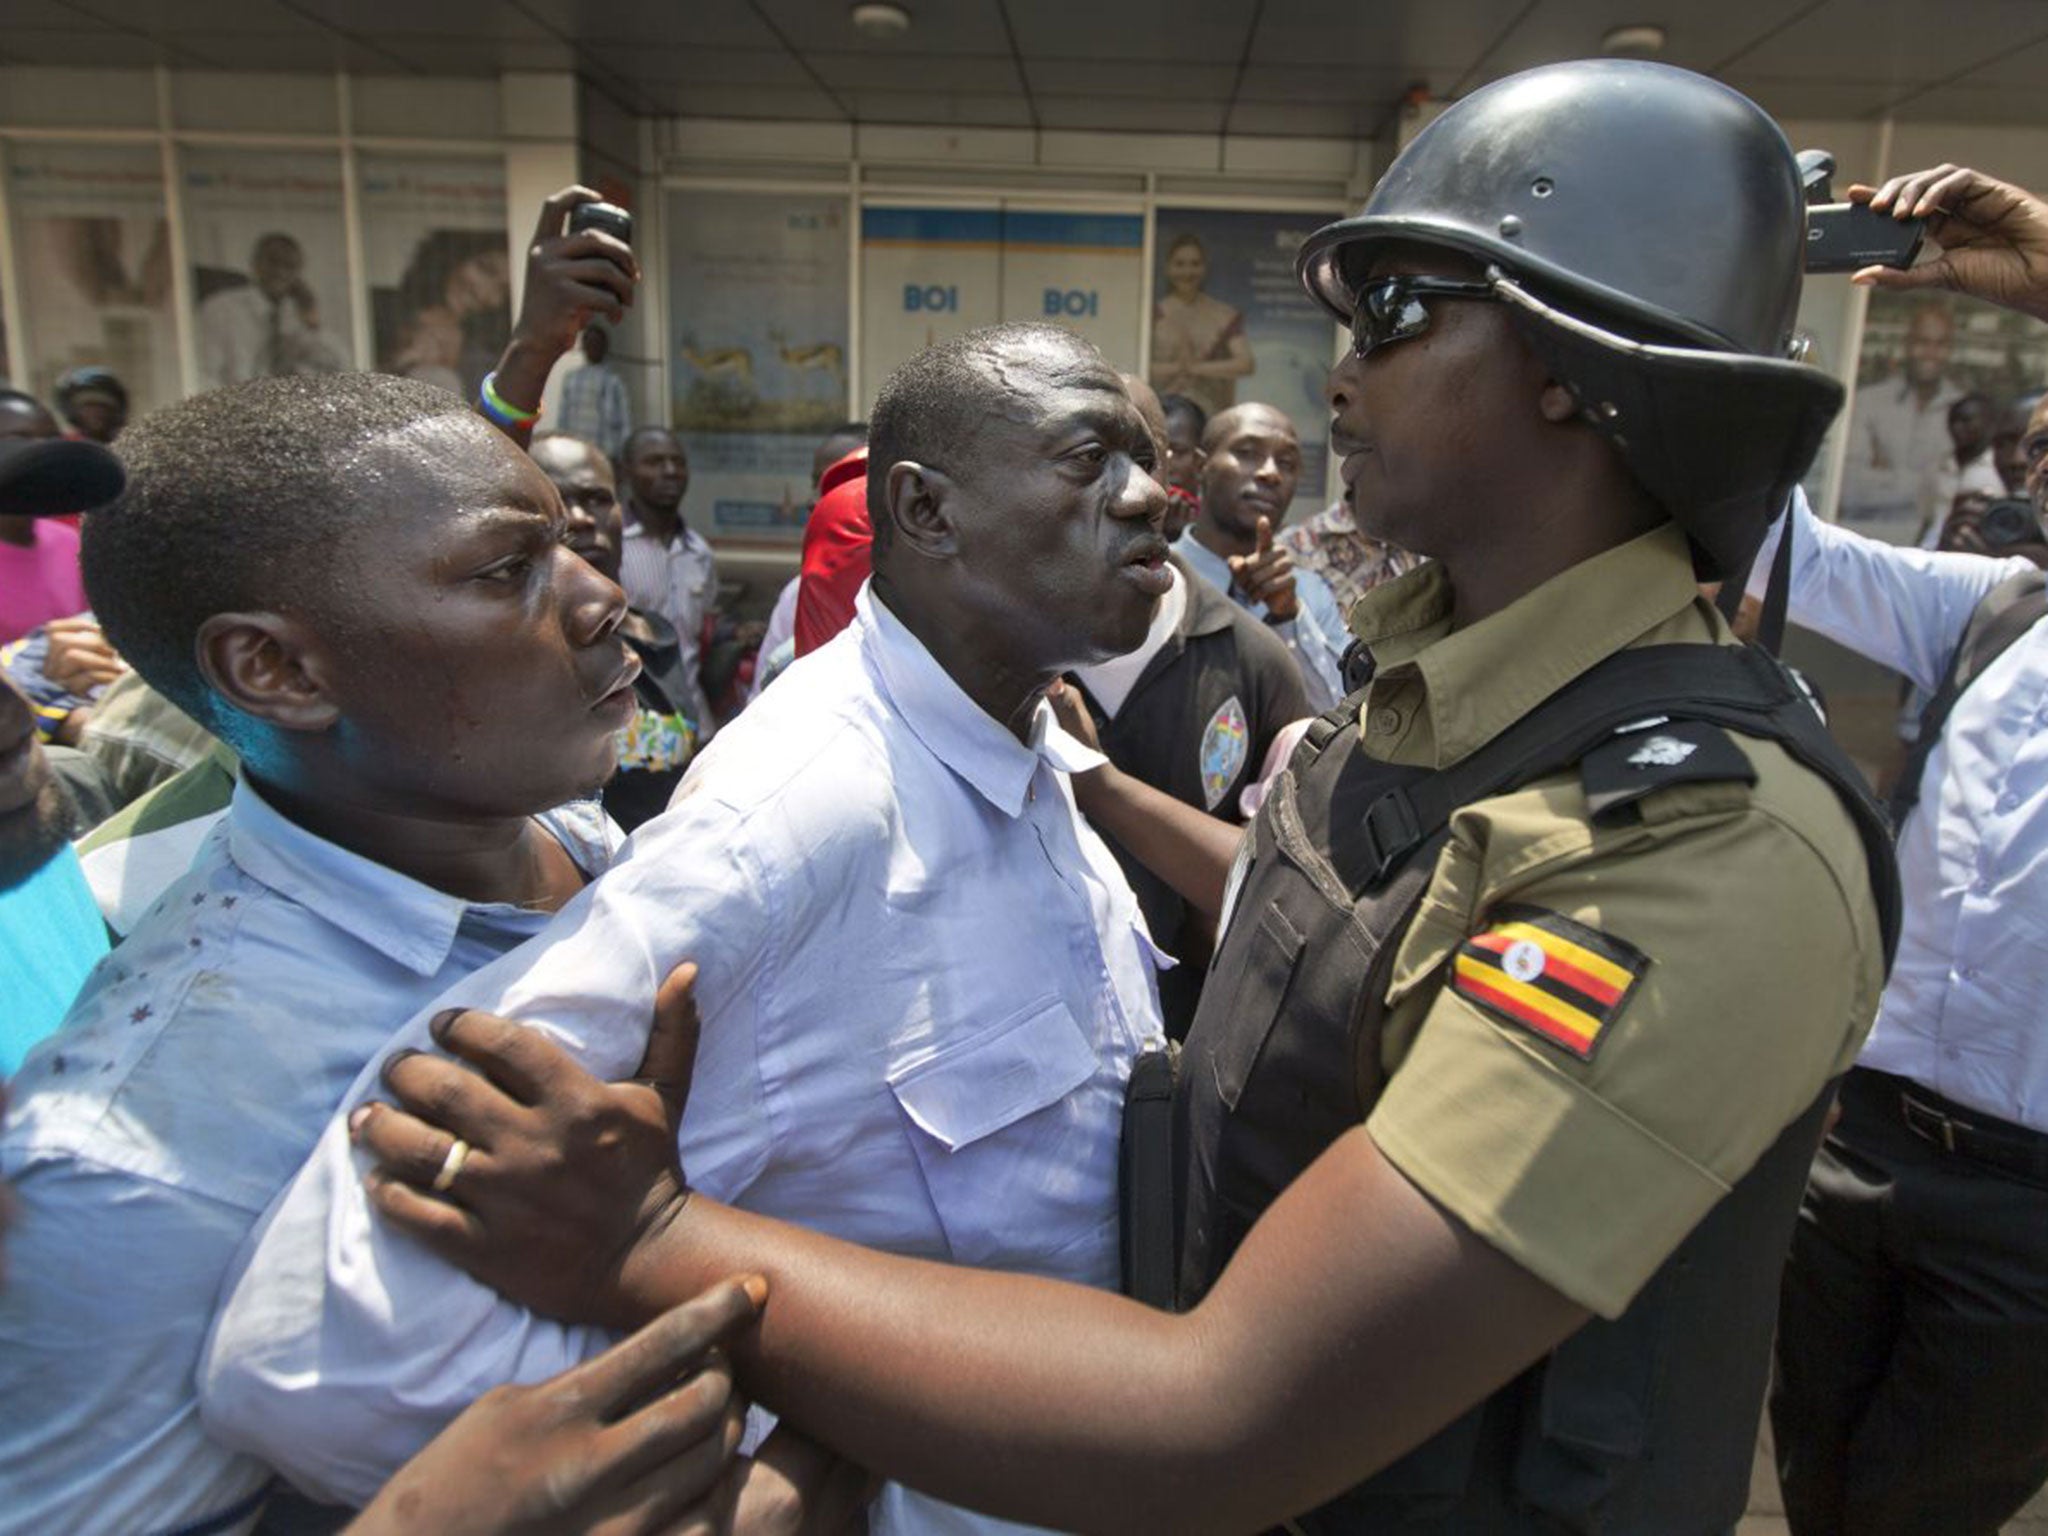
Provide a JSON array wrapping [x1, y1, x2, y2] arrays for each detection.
[[430, 1137, 471, 1194]]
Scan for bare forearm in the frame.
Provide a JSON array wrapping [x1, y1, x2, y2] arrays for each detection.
[[478, 337, 560, 450], [1073, 764, 1243, 919], [613, 1131, 1584, 1533]]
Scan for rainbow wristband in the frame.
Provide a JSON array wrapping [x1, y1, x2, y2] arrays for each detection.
[[479, 370, 541, 428]]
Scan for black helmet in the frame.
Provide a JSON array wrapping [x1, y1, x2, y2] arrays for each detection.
[[54, 366, 128, 412], [1297, 59, 1840, 578]]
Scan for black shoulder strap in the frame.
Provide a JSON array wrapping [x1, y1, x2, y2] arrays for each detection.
[[1889, 569, 2048, 826], [1349, 641, 1901, 967]]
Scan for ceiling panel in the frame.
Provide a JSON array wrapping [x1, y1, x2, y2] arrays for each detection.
[[1473, 0, 1816, 84], [806, 50, 1023, 93], [1008, 0, 1255, 64], [162, 30, 357, 71], [519, 0, 777, 49], [1035, 94, 1229, 133], [1939, 28, 2048, 87], [1726, 0, 2047, 85], [0, 28, 195, 67], [642, 82, 846, 120], [1234, 62, 1413, 102], [759, 0, 1013, 56], [54, 0, 324, 33], [374, 36, 580, 74], [276, 0, 553, 39], [1716, 71, 1914, 119], [1248, 0, 1529, 70], [1226, 100, 1378, 137], [843, 89, 1035, 127], [1889, 81, 2048, 124], [581, 45, 814, 88], [1025, 59, 1239, 99]]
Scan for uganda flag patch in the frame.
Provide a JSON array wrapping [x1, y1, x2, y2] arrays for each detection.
[[1450, 906, 1649, 1062]]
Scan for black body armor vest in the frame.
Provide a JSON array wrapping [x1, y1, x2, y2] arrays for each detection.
[[1175, 643, 1900, 1534]]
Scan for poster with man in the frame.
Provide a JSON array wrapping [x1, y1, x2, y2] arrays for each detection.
[[665, 190, 851, 542], [1150, 207, 1339, 519], [358, 155, 510, 400], [181, 149, 353, 391], [1840, 290, 2048, 544], [6, 143, 178, 414]]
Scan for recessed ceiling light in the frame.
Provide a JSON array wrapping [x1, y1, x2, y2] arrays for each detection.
[[1600, 23, 1667, 57], [851, 3, 912, 38]]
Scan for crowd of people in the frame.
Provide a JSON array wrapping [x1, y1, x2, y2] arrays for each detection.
[[3, 56, 2048, 1536]]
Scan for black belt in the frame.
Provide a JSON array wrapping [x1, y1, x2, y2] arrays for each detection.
[[1849, 1067, 2048, 1188]]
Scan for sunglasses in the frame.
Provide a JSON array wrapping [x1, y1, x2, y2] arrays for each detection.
[[1348, 275, 1500, 361]]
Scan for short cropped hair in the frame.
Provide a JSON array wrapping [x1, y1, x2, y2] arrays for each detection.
[[622, 425, 684, 462], [81, 372, 477, 741], [1158, 392, 1206, 442], [866, 322, 1104, 552]]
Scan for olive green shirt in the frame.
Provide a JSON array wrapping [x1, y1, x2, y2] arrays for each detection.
[[1353, 523, 1885, 1319]]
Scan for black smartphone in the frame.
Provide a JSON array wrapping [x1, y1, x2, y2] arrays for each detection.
[[567, 201, 633, 246], [1806, 201, 1924, 273]]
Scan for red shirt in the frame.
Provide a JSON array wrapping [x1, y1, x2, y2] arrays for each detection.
[[796, 448, 872, 656]]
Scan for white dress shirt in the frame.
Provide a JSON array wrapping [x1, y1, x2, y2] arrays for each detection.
[[619, 511, 717, 731], [0, 780, 615, 1536], [200, 585, 1167, 1535], [1174, 529, 1347, 711], [1756, 491, 2048, 1127], [196, 284, 350, 389], [1840, 376, 1965, 533]]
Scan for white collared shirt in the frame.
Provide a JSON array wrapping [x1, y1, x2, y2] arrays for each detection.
[[200, 585, 1166, 1535], [1755, 491, 2048, 1128], [619, 511, 717, 730], [1174, 529, 1347, 712], [0, 781, 616, 1536]]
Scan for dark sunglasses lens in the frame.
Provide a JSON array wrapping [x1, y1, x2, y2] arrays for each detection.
[[1351, 283, 1430, 358]]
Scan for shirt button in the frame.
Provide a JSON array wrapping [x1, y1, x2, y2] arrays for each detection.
[[1370, 706, 1404, 735]]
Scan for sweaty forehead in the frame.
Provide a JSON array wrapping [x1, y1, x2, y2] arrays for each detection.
[[353, 415, 555, 523], [1209, 404, 1298, 452]]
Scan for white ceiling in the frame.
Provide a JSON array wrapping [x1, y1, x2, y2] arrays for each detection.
[[2, 0, 2042, 134]]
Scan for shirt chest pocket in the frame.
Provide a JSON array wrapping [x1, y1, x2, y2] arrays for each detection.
[[886, 995, 1110, 1271]]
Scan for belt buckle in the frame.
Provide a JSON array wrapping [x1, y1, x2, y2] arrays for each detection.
[[1902, 1091, 1960, 1152]]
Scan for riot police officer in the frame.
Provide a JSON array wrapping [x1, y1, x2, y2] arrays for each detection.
[[330, 59, 1898, 1536]]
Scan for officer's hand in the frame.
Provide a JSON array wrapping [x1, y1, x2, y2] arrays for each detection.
[[42, 614, 126, 695], [1229, 515, 1299, 620], [1045, 677, 1104, 756], [343, 1279, 757, 1536], [1851, 164, 2048, 323], [726, 1422, 877, 1536], [353, 963, 702, 1332]]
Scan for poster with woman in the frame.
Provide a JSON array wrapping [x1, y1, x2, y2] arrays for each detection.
[[359, 155, 510, 400], [181, 149, 353, 391], [6, 142, 178, 414], [1150, 208, 1340, 518]]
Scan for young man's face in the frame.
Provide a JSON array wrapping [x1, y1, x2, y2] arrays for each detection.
[[625, 433, 689, 516], [2023, 398, 2048, 517], [1905, 308, 1954, 390], [938, 338, 1171, 669], [1949, 398, 1990, 460], [530, 437, 625, 584], [317, 422, 638, 819], [1199, 405, 1300, 543]]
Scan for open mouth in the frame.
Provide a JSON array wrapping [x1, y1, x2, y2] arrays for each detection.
[[591, 651, 644, 715], [1118, 537, 1174, 597]]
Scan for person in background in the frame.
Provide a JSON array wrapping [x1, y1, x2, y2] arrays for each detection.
[[1157, 392, 1207, 540], [1917, 391, 2004, 547], [53, 367, 127, 445], [554, 322, 631, 465], [197, 232, 349, 388], [795, 445, 872, 657], [1, 614, 125, 748], [1171, 401, 1348, 710], [755, 421, 868, 698], [1149, 232, 1255, 418], [1993, 388, 2045, 495], [1277, 479, 1422, 615], [618, 426, 719, 735], [0, 392, 86, 644], [1765, 159, 2048, 1536], [1841, 298, 1964, 532], [531, 432, 698, 832], [0, 433, 125, 1075]]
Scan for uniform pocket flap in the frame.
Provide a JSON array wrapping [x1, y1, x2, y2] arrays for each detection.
[[888, 996, 1097, 1152]]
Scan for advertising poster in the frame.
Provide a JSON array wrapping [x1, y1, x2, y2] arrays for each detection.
[[1837, 289, 2048, 545], [358, 154, 509, 400], [666, 189, 851, 542], [181, 148, 353, 391], [859, 206, 1144, 404], [1150, 207, 1339, 519], [6, 142, 178, 414]]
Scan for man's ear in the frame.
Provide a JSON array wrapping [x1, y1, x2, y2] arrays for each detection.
[[881, 460, 959, 560], [195, 612, 342, 733]]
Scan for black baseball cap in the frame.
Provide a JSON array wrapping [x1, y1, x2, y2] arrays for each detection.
[[0, 436, 124, 517]]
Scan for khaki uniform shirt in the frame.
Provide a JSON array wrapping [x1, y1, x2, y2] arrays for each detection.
[[1353, 523, 1886, 1319]]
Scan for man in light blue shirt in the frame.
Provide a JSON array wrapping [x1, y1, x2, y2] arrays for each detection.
[[0, 373, 635, 1535], [1172, 402, 1349, 710], [1761, 466, 2048, 1533], [203, 323, 1174, 1536], [553, 323, 631, 465]]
